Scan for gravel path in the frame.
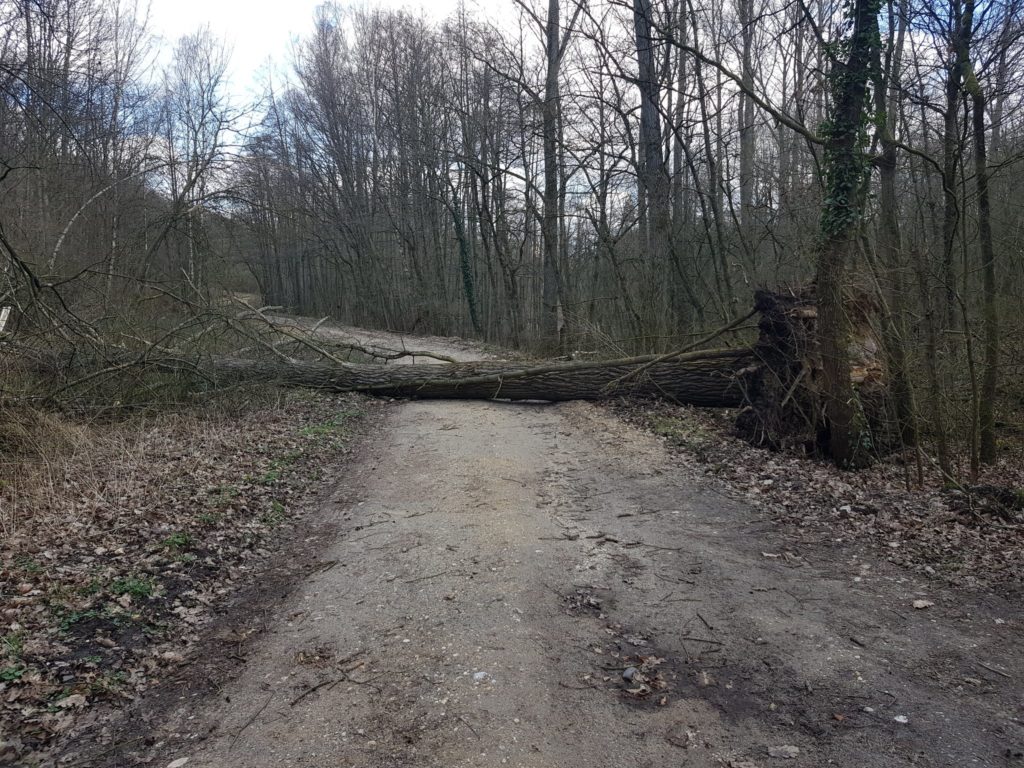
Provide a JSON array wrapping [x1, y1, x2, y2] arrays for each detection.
[[64, 330, 1023, 768]]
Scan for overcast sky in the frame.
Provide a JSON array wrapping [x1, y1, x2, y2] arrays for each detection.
[[147, 0, 474, 99]]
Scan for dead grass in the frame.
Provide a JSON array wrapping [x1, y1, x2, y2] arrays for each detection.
[[0, 387, 273, 535]]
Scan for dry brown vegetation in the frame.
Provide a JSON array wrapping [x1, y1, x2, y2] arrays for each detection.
[[0, 390, 372, 760]]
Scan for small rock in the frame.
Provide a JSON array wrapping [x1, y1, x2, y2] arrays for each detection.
[[894, 715, 909, 724], [472, 671, 491, 684], [912, 600, 934, 610], [167, 759, 190, 768], [622, 666, 640, 682], [767, 745, 800, 759]]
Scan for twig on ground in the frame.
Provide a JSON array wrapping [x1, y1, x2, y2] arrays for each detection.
[[458, 715, 480, 739], [403, 570, 463, 584], [978, 661, 1013, 679], [230, 692, 275, 750], [290, 678, 341, 706], [678, 636, 724, 645]]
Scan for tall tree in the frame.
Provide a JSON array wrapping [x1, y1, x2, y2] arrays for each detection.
[[815, 0, 882, 467], [633, 0, 671, 298], [957, 0, 999, 463], [538, 0, 583, 350]]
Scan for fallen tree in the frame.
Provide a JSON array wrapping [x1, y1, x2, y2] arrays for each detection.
[[208, 348, 755, 405], [207, 290, 897, 463], [15, 289, 896, 463]]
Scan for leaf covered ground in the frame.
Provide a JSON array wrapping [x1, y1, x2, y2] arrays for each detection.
[[614, 400, 1024, 596], [0, 391, 373, 762]]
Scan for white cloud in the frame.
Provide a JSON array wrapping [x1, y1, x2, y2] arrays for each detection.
[[147, 0, 477, 99]]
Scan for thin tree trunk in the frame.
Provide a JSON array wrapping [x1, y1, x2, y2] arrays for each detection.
[[541, 0, 563, 350], [872, 0, 916, 446], [960, 2, 999, 463]]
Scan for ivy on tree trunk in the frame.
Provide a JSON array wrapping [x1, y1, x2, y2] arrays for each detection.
[[815, 0, 882, 468]]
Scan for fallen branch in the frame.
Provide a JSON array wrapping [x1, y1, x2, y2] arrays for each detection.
[[604, 309, 757, 390]]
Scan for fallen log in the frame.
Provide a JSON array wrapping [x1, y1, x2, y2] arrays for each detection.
[[208, 348, 755, 406], [17, 289, 896, 463]]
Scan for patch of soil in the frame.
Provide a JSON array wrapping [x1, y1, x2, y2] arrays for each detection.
[[54, 474, 370, 768]]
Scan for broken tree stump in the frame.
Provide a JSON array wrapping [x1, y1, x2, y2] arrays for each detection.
[[735, 288, 892, 458]]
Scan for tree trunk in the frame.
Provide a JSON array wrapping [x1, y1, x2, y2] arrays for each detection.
[[737, 0, 755, 230], [960, 2, 999, 464], [542, 0, 563, 350], [872, 0, 916, 446], [634, 0, 671, 282], [941, 0, 965, 332], [815, 0, 881, 468], [208, 350, 753, 405]]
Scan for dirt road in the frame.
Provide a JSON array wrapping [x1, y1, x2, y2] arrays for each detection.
[[68, 335, 1022, 768]]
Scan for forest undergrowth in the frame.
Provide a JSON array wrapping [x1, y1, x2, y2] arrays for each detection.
[[0, 389, 372, 760]]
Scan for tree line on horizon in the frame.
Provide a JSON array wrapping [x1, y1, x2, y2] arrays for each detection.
[[2, 0, 1022, 471]]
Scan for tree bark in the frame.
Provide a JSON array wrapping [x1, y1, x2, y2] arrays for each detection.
[[815, 0, 881, 468], [634, 0, 671, 281], [871, 0, 916, 447], [207, 350, 753, 405], [737, 0, 755, 229], [941, 0, 966, 332], [542, 0, 564, 350], [960, 1, 999, 464]]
